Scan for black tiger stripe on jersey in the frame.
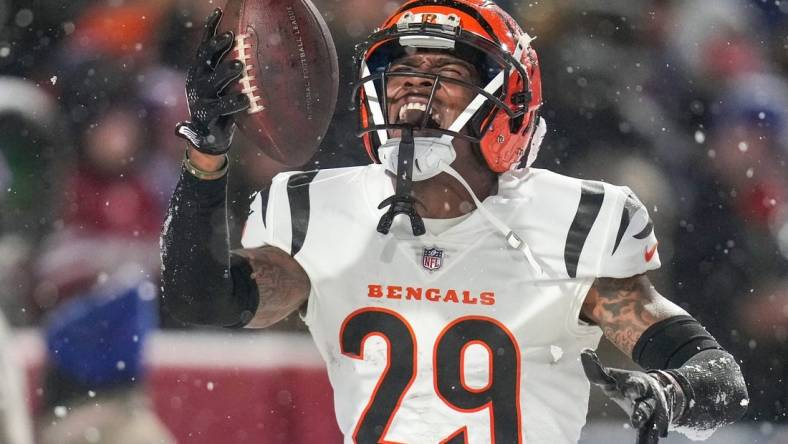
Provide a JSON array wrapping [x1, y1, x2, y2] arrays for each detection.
[[612, 211, 629, 256], [286, 170, 319, 257], [564, 181, 605, 278], [633, 221, 654, 239], [612, 194, 655, 255], [612, 194, 642, 255]]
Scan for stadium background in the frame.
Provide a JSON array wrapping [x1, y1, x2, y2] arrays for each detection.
[[0, 0, 786, 442]]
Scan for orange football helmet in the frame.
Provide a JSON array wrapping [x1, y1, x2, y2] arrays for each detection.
[[353, 0, 543, 173]]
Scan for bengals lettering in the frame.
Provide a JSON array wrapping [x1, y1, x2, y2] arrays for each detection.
[[367, 284, 495, 306]]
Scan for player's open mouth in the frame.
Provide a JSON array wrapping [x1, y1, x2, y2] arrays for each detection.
[[392, 96, 443, 130]]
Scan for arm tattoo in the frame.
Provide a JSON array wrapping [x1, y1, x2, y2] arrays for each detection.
[[233, 247, 311, 328], [584, 274, 684, 356]]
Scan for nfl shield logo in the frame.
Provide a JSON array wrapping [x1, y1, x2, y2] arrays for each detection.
[[422, 247, 444, 271]]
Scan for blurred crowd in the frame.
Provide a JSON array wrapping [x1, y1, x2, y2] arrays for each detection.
[[0, 0, 787, 441]]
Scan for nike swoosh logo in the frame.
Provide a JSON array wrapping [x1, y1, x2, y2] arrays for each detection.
[[644, 243, 659, 262]]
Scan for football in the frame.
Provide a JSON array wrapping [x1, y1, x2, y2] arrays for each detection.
[[220, 0, 339, 166]]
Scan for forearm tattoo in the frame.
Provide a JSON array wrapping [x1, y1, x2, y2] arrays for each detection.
[[587, 275, 660, 356], [233, 247, 311, 327]]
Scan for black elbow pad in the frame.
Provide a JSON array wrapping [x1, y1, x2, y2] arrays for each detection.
[[633, 315, 721, 369]]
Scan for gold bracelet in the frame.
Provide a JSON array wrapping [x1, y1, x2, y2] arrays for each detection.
[[183, 149, 229, 180]]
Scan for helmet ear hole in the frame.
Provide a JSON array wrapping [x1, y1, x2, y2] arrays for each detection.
[[469, 101, 495, 137], [509, 115, 525, 133]]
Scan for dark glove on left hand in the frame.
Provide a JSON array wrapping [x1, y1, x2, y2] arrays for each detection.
[[176, 8, 250, 155], [581, 350, 685, 444]]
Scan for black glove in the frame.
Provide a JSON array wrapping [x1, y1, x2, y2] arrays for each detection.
[[176, 8, 250, 155], [581, 350, 685, 444]]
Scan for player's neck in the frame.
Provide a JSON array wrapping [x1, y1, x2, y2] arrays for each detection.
[[405, 167, 498, 219]]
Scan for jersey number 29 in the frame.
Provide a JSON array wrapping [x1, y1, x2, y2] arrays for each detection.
[[340, 307, 522, 443]]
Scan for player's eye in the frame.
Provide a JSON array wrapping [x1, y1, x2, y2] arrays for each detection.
[[439, 67, 465, 78]]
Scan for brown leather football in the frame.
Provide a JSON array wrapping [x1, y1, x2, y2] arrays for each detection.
[[220, 0, 339, 166]]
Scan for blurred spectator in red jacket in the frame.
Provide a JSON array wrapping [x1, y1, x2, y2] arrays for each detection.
[[62, 104, 161, 239]]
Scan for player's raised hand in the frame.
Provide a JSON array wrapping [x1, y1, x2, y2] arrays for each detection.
[[581, 350, 685, 444], [176, 8, 250, 155]]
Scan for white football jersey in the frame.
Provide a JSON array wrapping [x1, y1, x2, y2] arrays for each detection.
[[242, 165, 660, 444]]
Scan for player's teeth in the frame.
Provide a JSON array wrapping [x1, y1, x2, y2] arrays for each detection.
[[404, 102, 427, 111], [398, 102, 430, 121]]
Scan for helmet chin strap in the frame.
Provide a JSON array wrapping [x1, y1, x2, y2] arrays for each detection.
[[377, 127, 426, 236]]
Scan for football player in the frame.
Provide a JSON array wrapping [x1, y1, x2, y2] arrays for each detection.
[[162, 2, 749, 443]]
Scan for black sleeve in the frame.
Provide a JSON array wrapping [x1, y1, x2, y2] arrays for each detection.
[[160, 168, 259, 327]]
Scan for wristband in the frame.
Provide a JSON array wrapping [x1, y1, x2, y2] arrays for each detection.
[[183, 149, 229, 180], [649, 369, 688, 421]]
